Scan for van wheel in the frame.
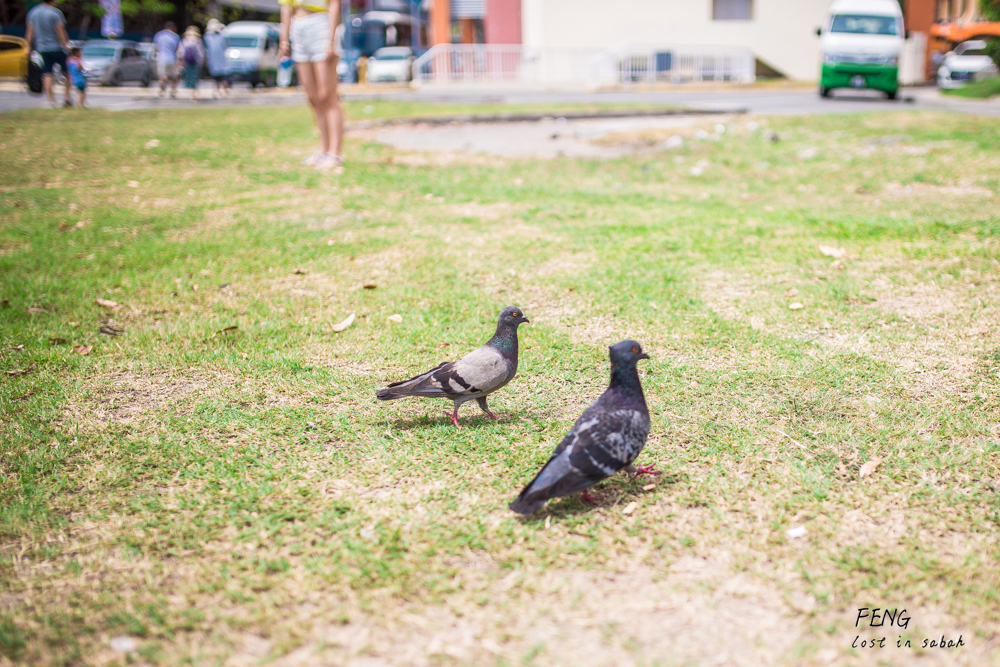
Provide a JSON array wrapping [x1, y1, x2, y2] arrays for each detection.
[[111, 69, 123, 87], [886, 90, 898, 100], [264, 71, 276, 87], [140, 71, 151, 87], [819, 86, 830, 98]]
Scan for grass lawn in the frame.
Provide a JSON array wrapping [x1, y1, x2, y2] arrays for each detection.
[[1, 102, 1000, 667]]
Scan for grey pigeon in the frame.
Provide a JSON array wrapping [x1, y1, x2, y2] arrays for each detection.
[[509, 340, 659, 515], [376, 306, 529, 427]]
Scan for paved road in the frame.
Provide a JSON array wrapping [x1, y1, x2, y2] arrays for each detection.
[[2, 80, 998, 116]]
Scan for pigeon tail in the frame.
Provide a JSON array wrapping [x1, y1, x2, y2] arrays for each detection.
[[508, 497, 547, 516], [375, 362, 448, 400]]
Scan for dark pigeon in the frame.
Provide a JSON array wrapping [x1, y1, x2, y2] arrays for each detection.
[[376, 306, 529, 427], [509, 340, 659, 515]]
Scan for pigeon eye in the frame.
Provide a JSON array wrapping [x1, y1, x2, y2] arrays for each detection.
[[512, 312, 519, 317], [631, 346, 639, 353]]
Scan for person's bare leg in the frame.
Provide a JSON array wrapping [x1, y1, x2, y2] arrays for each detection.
[[43, 73, 55, 106], [296, 61, 329, 154], [63, 72, 71, 105], [159, 73, 167, 96], [314, 57, 343, 158]]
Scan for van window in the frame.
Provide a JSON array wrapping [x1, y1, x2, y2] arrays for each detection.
[[225, 36, 260, 48], [830, 14, 898, 35]]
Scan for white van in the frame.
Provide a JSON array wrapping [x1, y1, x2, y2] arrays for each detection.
[[222, 21, 281, 87], [818, 0, 905, 99]]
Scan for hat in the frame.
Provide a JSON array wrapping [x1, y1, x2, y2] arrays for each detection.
[[206, 19, 224, 33], [184, 25, 201, 38]]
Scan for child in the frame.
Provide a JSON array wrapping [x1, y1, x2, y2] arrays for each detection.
[[66, 47, 87, 108]]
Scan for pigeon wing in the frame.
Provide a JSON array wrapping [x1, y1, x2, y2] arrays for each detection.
[[509, 408, 650, 514], [376, 346, 510, 400]]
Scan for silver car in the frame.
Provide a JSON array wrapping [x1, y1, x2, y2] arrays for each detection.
[[937, 40, 999, 89], [82, 40, 153, 87]]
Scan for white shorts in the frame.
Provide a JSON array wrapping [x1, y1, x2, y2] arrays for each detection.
[[290, 12, 344, 63]]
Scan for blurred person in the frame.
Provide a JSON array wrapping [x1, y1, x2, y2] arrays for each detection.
[[66, 47, 87, 107], [204, 19, 230, 97], [24, 0, 71, 108], [154, 21, 181, 98], [178, 26, 205, 101], [279, 0, 344, 171]]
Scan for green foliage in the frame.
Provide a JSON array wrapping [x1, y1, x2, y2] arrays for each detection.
[[941, 72, 1000, 97], [979, 0, 1000, 21]]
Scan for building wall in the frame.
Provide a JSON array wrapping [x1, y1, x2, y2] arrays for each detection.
[[521, 0, 832, 81], [485, 0, 521, 43]]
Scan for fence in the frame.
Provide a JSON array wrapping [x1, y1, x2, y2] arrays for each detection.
[[411, 43, 756, 87]]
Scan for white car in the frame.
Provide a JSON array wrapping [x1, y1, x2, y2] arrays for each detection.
[[937, 40, 998, 89], [366, 46, 413, 83]]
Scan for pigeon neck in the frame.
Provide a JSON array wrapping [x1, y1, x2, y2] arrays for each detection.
[[609, 362, 644, 401], [487, 323, 518, 358]]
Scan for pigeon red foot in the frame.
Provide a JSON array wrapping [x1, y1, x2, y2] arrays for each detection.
[[630, 463, 662, 480], [580, 489, 601, 504], [444, 409, 461, 428]]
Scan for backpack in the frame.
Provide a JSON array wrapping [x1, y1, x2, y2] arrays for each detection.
[[183, 43, 199, 66]]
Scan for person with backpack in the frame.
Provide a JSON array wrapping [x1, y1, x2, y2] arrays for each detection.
[[24, 0, 72, 108], [177, 26, 205, 101]]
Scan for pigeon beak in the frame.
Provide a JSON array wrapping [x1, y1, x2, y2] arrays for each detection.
[[521, 317, 530, 324], [639, 352, 650, 360]]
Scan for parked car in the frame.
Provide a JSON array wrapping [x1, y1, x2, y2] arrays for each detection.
[[0, 35, 28, 79], [817, 0, 905, 99], [136, 42, 156, 65], [82, 40, 153, 86], [365, 46, 412, 83], [937, 40, 999, 88], [223, 21, 280, 87]]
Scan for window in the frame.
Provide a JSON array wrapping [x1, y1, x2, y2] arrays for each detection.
[[225, 36, 259, 48], [829, 15, 899, 35], [0, 39, 22, 52], [713, 0, 752, 21]]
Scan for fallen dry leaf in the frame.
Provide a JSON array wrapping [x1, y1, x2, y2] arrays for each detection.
[[387, 314, 403, 324], [436, 343, 450, 349], [74, 345, 92, 355], [788, 302, 804, 310], [126, 180, 139, 188], [144, 139, 160, 149], [544, 515, 551, 529], [212, 325, 238, 337], [99, 326, 123, 337], [293, 268, 307, 275], [0, 299, 9, 308], [859, 457, 882, 479], [784, 288, 799, 297], [68, 321, 79, 327], [94, 298, 120, 310], [332, 313, 356, 332], [26, 306, 46, 314], [362, 283, 378, 290], [5, 363, 35, 376], [819, 245, 845, 259], [622, 501, 637, 515], [830, 259, 845, 270], [642, 484, 656, 491], [48, 337, 68, 345]]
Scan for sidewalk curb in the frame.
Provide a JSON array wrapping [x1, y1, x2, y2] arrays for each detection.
[[348, 107, 747, 129]]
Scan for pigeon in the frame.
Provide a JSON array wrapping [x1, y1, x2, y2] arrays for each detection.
[[376, 306, 529, 427], [509, 340, 660, 515]]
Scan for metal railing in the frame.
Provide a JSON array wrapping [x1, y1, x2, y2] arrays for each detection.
[[591, 44, 756, 85], [411, 43, 756, 87], [412, 44, 600, 85]]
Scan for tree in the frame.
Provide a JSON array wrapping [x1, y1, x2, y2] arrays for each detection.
[[981, 0, 1000, 69]]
